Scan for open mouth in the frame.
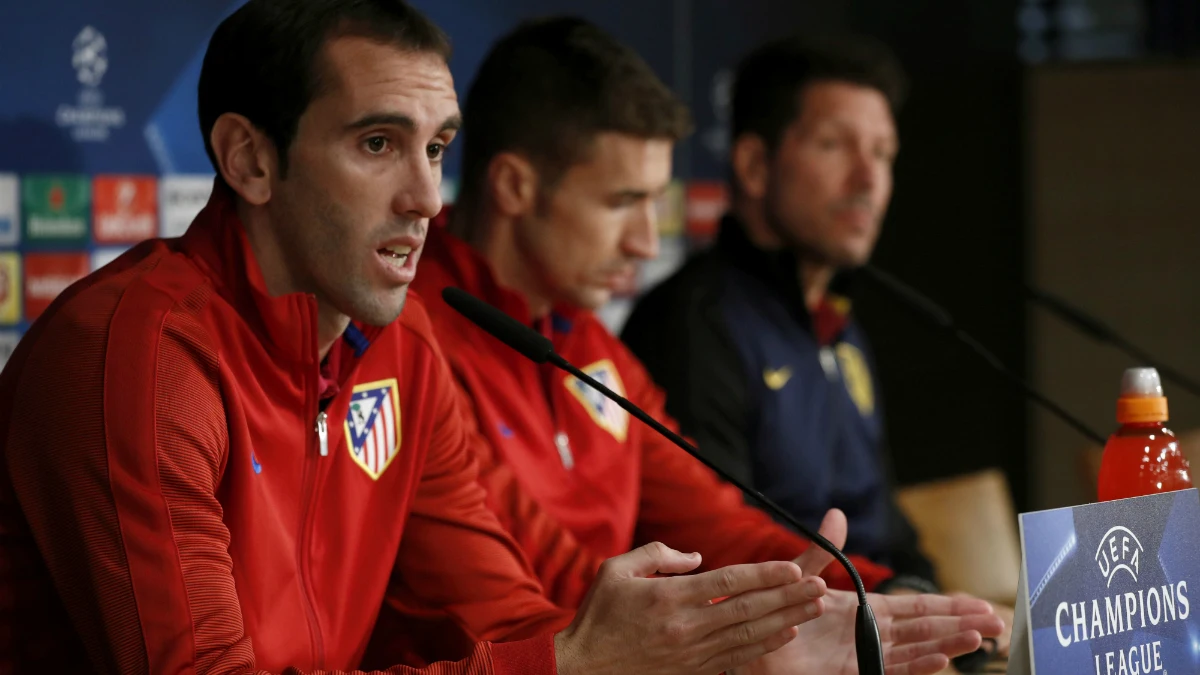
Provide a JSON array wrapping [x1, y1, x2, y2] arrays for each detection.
[[378, 244, 412, 268]]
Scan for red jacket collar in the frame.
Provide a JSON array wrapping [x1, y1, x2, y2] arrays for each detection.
[[177, 179, 320, 365], [423, 225, 582, 328]]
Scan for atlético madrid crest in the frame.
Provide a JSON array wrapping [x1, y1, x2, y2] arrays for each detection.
[[344, 378, 401, 480], [564, 359, 629, 442]]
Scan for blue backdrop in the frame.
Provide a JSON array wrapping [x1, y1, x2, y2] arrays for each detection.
[[0, 0, 846, 178], [0, 1, 842, 345]]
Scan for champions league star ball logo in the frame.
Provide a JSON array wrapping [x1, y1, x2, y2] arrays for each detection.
[[72, 26, 108, 88], [56, 25, 125, 142], [1096, 526, 1144, 587]]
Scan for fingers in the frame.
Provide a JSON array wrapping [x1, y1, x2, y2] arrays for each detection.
[[885, 629, 983, 664], [602, 541, 702, 579], [884, 653, 950, 675], [891, 614, 1005, 644], [681, 561, 805, 604], [702, 623, 801, 674], [792, 509, 846, 577], [697, 576, 826, 633], [877, 592, 994, 620], [704, 595, 825, 658]]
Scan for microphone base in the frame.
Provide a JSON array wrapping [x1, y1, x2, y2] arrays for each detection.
[[855, 603, 886, 675]]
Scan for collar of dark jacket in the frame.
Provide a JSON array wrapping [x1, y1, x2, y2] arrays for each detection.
[[715, 213, 858, 331]]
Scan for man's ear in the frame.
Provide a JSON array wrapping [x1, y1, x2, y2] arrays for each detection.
[[731, 133, 770, 201], [486, 152, 539, 218], [209, 113, 279, 206]]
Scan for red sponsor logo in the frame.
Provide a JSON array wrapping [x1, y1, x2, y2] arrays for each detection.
[[93, 175, 157, 243], [24, 253, 89, 320], [685, 181, 730, 242], [48, 184, 65, 212]]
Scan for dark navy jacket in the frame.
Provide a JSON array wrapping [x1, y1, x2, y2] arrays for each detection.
[[622, 215, 936, 585]]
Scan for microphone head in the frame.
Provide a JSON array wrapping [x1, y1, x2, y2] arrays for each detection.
[[854, 603, 886, 675], [441, 287, 554, 364]]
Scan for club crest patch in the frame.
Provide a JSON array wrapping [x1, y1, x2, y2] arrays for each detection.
[[835, 343, 875, 417], [564, 359, 629, 442], [344, 378, 402, 480]]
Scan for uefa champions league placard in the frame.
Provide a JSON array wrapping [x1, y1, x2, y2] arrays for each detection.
[[1009, 489, 1200, 675]]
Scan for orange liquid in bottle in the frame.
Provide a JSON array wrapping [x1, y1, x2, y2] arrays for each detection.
[[1097, 422, 1192, 501], [1096, 368, 1193, 502]]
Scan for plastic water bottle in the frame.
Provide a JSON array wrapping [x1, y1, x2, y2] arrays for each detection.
[[1097, 368, 1193, 501]]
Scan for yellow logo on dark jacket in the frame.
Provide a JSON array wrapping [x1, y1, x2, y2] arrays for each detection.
[[835, 343, 874, 417], [763, 366, 793, 390]]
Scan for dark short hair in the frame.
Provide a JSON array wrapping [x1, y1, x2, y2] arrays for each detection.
[[458, 16, 693, 207], [733, 34, 906, 153], [198, 0, 451, 177]]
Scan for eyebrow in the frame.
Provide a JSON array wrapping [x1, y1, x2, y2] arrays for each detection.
[[613, 184, 669, 201], [346, 113, 462, 135], [615, 189, 653, 199]]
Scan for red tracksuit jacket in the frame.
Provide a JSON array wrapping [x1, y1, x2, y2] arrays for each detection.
[[410, 227, 895, 608], [0, 183, 569, 674]]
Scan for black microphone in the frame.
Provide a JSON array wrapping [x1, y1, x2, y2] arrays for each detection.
[[442, 286, 887, 675], [858, 265, 1106, 445], [1026, 285, 1200, 398]]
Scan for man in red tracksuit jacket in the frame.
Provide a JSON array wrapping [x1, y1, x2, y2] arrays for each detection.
[[0, 2, 839, 673], [407, 17, 1004, 675]]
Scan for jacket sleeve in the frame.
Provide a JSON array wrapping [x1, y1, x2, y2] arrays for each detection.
[[616, 344, 895, 592], [381, 349, 573, 660], [4, 290, 552, 675], [449, 374, 606, 609]]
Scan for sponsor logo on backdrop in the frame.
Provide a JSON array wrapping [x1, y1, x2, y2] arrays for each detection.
[[24, 253, 89, 321], [22, 174, 90, 244], [94, 176, 157, 243], [159, 175, 213, 238], [0, 253, 21, 325], [0, 175, 19, 246], [0, 331, 21, 370], [655, 180, 685, 237], [56, 26, 126, 142], [685, 181, 729, 242]]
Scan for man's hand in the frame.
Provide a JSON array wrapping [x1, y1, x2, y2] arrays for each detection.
[[789, 508, 849, 580], [554, 541, 828, 675], [991, 602, 1013, 656], [974, 598, 1012, 658], [733, 590, 1005, 675], [737, 508, 1005, 675]]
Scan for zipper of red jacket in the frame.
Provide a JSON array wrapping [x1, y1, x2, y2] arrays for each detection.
[[537, 314, 574, 472], [297, 294, 327, 667]]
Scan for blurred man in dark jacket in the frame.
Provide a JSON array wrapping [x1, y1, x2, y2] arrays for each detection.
[[622, 34, 938, 592]]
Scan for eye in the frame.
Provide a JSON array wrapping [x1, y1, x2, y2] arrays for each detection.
[[427, 143, 445, 161], [817, 137, 841, 151], [365, 136, 388, 154]]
